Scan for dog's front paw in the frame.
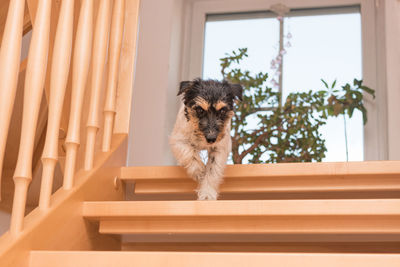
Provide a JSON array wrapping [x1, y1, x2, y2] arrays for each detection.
[[186, 162, 205, 182], [197, 186, 218, 200]]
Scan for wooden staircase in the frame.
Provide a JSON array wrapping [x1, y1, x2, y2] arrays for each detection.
[[0, 0, 399, 266], [29, 162, 400, 266]]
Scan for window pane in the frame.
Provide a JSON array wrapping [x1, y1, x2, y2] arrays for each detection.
[[203, 17, 279, 79], [204, 17, 279, 164], [282, 13, 362, 161], [202, 8, 363, 162]]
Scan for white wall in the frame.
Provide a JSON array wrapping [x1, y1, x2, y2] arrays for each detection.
[[384, 0, 400, 160], [127, 0, 186, 166]]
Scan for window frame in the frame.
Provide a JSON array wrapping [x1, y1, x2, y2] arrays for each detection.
[[182, 0, 387, 161]]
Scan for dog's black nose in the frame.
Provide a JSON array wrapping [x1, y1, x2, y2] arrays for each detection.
[[206, 137, 216, 143]]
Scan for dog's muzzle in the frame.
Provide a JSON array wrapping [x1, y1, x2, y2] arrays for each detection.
[[206, 137, 217, 144], [205, 132, 218, 144]]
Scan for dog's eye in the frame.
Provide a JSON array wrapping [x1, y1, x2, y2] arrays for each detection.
[[219, 107, 228, 116], [195, 107, 205, 116]]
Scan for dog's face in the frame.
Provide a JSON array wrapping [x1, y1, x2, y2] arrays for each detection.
[[178, 79, 242, 144]]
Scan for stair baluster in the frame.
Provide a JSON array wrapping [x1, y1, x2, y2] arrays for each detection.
[[84, 0, 112, 170], [63, 0, 94, 190], [102, 0, 125, 152], [0, 0, 26, 201], [10, 0, 52, 235], [38, 0, 74, 209]]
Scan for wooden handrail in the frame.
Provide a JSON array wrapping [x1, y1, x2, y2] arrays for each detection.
[[63, 0, 94, 190], [0, 0, 26, 201], [38, 0, 74, 209], [11, 0, 52, 235], [102, 0, 125, 152], [84, 0, 112, 170]]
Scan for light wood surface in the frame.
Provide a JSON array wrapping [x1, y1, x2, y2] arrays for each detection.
[[113, 0, 140, 135], [121, 233, 400, 243], [102, 0, 126, 151], [83, 199, 400, 217], [0, 0, 26, 199], [39, 0, 74, 209], [121, 241, 400, 253], [29, 251, 400, 267], [84, 0, 111, 170], [0, 0, 31, 43], [2, 89, 53, 213], [63, 0, 94, 190], [83, 199, 400, 236], [11, 0, 52, 235], [121, 161, 400, 179], [121, 162, 400, 196], [0, 134, 127, 267]]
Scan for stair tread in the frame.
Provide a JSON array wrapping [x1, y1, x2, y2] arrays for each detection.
[[83, 199, 400, 218], [120, 162, 400, 196], [82, 199, 400, 236], [29, 251, 400, 267], [121, 161, 400, 180]]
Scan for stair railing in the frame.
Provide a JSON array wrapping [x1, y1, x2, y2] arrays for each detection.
[[0, 0, 129, 236]]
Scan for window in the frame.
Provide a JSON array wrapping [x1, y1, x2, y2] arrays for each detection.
[[202, 6, 364, 162]]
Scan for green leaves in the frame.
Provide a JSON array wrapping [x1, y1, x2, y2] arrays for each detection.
[[321, 79, 329, 89], [221, 48, 375, 164], [323, 78, 375, 124]]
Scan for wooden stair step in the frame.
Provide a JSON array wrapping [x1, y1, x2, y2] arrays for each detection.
[[120, 241, 400, 253], [29, 251, 400, 267], [120, 162, 400, 197], [83, 199, 400, 236]]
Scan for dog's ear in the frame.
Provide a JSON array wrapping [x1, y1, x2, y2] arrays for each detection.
[[230, 83, 243, 101], [178, 81, 193, 96]]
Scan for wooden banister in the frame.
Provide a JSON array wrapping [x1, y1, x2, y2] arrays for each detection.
[[102, 0, 125, 152], [63, 0, 94, 190], [84, 0, 112, 170], [10, 0, 52, 235], [0, 0, 26, 201], [0, 0, 136, 242], [39, 0, 74, 209]]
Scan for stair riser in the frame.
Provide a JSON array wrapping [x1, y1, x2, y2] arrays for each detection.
[[121, 242, 400, 253], [83, 199, 400, 217], [99, 215, 400, 235], [133, 177, 400, 196]]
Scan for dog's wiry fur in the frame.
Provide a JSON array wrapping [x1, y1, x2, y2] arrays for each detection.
[[170, 79, 242, 200]]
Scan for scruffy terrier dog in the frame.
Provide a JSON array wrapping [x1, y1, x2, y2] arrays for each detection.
[[170, 79, 242, 200]]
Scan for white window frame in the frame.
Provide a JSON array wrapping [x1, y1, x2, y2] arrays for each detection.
[[181, 0, 388, 161]]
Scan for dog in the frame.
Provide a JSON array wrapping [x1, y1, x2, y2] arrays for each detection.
[[169, 78, 242, 200]]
